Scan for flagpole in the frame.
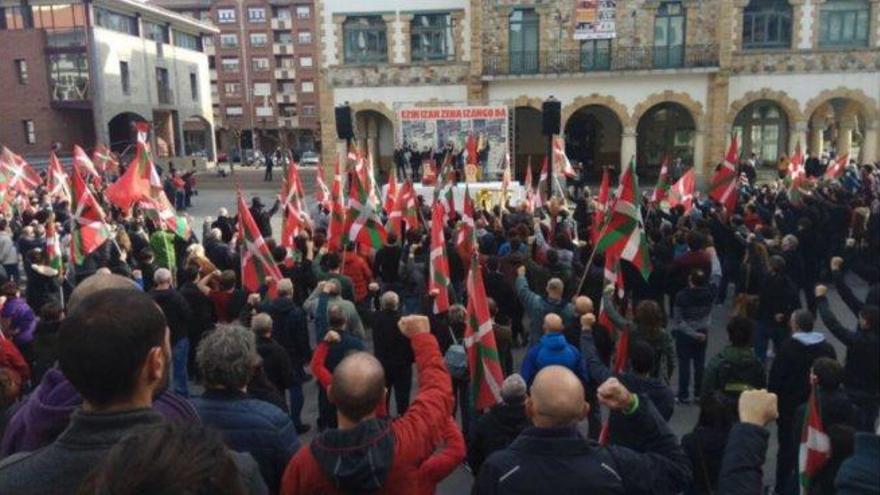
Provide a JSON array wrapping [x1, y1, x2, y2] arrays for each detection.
[[574, 218, 613, 296]]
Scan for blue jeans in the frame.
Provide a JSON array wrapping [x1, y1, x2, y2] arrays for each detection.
[[675, 333, 707, 400], [288, 384, 305, 427], [172, 338, 190, 397], [3, 264, 19, 282]]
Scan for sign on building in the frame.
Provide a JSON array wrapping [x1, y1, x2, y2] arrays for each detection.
[[573, 0, 616, 39], [398, 106, 509, 177]]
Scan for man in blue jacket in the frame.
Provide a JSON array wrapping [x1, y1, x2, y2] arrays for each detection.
[[520, 313, 588, 386], [473, 369, 691, 494]]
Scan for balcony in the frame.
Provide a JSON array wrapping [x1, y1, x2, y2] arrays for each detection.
[[279, 116, 299, 128], [205, 44, 215, 55], [157, 86, 174, 105], [209, 69, 217, 80], [271, 18, 293, 30], [483, 45, 719, 78], [274, 68, 296, 79], [273, 43, 294, 55], [278, 92, 297, 104]]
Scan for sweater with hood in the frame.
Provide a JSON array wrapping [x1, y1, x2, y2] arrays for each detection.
[[280, 332, 453, 495], [701, 346, 766, 397], [769, 332, 837, 415], [1, 368, 199, 457], [520, 333, 588, 386]]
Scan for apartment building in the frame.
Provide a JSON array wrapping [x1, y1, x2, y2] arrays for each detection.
[[316, 0, 879, 179], [0, 0, 218, 164], [153, 0, 320, 157]]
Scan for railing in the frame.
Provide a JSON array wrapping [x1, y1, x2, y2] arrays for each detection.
[[46, 28, 87, 49], [157, 86, 174, 104], [484, 44, 719, 76]]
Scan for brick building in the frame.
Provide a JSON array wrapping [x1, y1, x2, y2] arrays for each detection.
[[152, 0, 321, 158], [316, 0, 879, 179], [0, 0, 217, 166]]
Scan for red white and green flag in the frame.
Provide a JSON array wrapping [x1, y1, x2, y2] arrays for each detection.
[[455, 184, 476, 262], [46, 215, 63, 275], [595, 157, 652, 281], [46, 152, 71, 203], [386, 179, 419, 238], [668, 168, 696, 212], [70, 168, 112, 265], [105, 142, 155, 211], [553, 137, 577, 178], [383, 170, 398, 215], [429, 202, 451, 313], [592, 167, 611, 244], [279, 160, 309, 250], [0, 146, 42, 194], [237, 191, 282, 294], [327, 160, 347, 252], [92, 143, 119, 176], [824, 153, 849, 180], [799, 385, 831, 494], [464, 252, 504, 412], [787, 141, 809, 202], [651, 156, 671, 203], [709, 135, 740, 213], [73, 145, 102, 187], [345, 168, 386, 252]]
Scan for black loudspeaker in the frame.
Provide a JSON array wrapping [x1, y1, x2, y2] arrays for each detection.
[[335, 106, 354, 140], [542, 100, 561, 136]]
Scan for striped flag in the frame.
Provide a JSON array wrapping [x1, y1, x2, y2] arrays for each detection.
[[70, 168, 111, 265], [345, 168, 387, 252], [464, 252, 504, 412], [592, 167, 611, 244], [799, 385, 830, 494], [383, 170, 398, 215], [0, 146, 42, 194], [553, 137, 577, 178], [668, 168, 696, 212], [595, 157, 652, 280], [429, 202, 451, 313], [651, 156, 670, 203], [73, 145, 102, 187], [455, 183, 476, 262], [824, 153, 848, 180], [46, 152, 71, 203]]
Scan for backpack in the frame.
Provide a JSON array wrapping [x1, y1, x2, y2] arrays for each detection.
[[716, 356, 764, 397], [444, 328, 469, 380]]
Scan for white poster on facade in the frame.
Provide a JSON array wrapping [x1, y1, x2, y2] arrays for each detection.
[[398, 106, 509, 177], [573, 0, 616, 40]]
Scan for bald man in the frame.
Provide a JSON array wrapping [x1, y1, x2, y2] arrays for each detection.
[[280, 315, 455, 494], [516, 266, 576, 345], [474, 371, 691, 494], [564, 296, 594, 347], [520, 313, 589, 386]]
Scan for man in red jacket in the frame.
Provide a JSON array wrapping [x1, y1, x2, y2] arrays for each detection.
[[341, 242, 374, 305], [281, 315, 454, 494]]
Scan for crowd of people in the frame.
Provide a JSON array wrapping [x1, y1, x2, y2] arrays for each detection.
[[0, 149, 877, 495]]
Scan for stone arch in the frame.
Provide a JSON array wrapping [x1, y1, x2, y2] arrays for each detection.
[[727, 88, 804, 127], [804, 87, 879, 126], [509, 95, 543, 111], [631, 91, 705, 131], [349, 100, 398, 133], [561, 94, 631, 129]]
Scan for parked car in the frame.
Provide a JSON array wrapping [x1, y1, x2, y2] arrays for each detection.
[[300, 151, 319, 167]]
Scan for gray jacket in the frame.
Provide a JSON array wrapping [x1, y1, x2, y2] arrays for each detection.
[[0, 408, 268, 495], [0, 232, 18, 266], [304, 286, 365, 338]]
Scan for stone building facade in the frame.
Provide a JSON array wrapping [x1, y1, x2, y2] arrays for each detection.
[[317, 0, 880, 179]]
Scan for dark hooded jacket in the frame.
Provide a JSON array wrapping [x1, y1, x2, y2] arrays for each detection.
[[467, 400, 530, 472]]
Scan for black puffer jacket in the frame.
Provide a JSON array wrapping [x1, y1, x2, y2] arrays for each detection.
[[467, 400, 530, 472]]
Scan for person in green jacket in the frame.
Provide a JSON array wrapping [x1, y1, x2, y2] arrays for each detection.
[[701, 315, 766, 399], [149, 229, 177, 272]]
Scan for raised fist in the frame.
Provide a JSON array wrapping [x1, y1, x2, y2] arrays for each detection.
[[738, 389, 778, 427], [597, 378, 635, 412], [398, 315, 430, 338]]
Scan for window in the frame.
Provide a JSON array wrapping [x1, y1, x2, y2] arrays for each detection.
[[301, 80, 314, 92], [580, 39, 611, 71], [275, 8, 291, 19], [819, 0, 869, 47], [253, 82, 271, 96], [508, 9, 538, 74], [48, 52, 89, 102], [225, 105, 243, 116], [255, 106, 273, 117], [3, 6, 27, 29], [276, 32, 293, 44], [156, 67, 171, 103], [250, 32, 268, 46], [252, 57, 270, 71], [411, 13, 453, 61], [143, 21, 169, 44], [654, 2, 685, 68], [23, 120, 36, 145], [217, 8, 236, 23], [174, 31, 202, 51], [190, 72, 198, 100], [279, 82, 295, 93], [297, 31, 312, 44], [733, 100, 788, 166], [14, 59, 27, 84], [203, 35, 214, 47], [277, 56, 296, 68], [224, 82, 241, 96], [221, 57, 240, 72], [302, 105, 316, 116], [208, 55, 216, 69], [295, 6, 310, 19], [31, 4, 86, 31], [95, 8, 138, 35], [343, 16, 387, 64], [220, 33, 238, 47], [248, 7, 266, 23], [300, 56, 312, 67], [742, 0, 792, 49], [120, 61, 130, 95], [210, 82, 218, 96]]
